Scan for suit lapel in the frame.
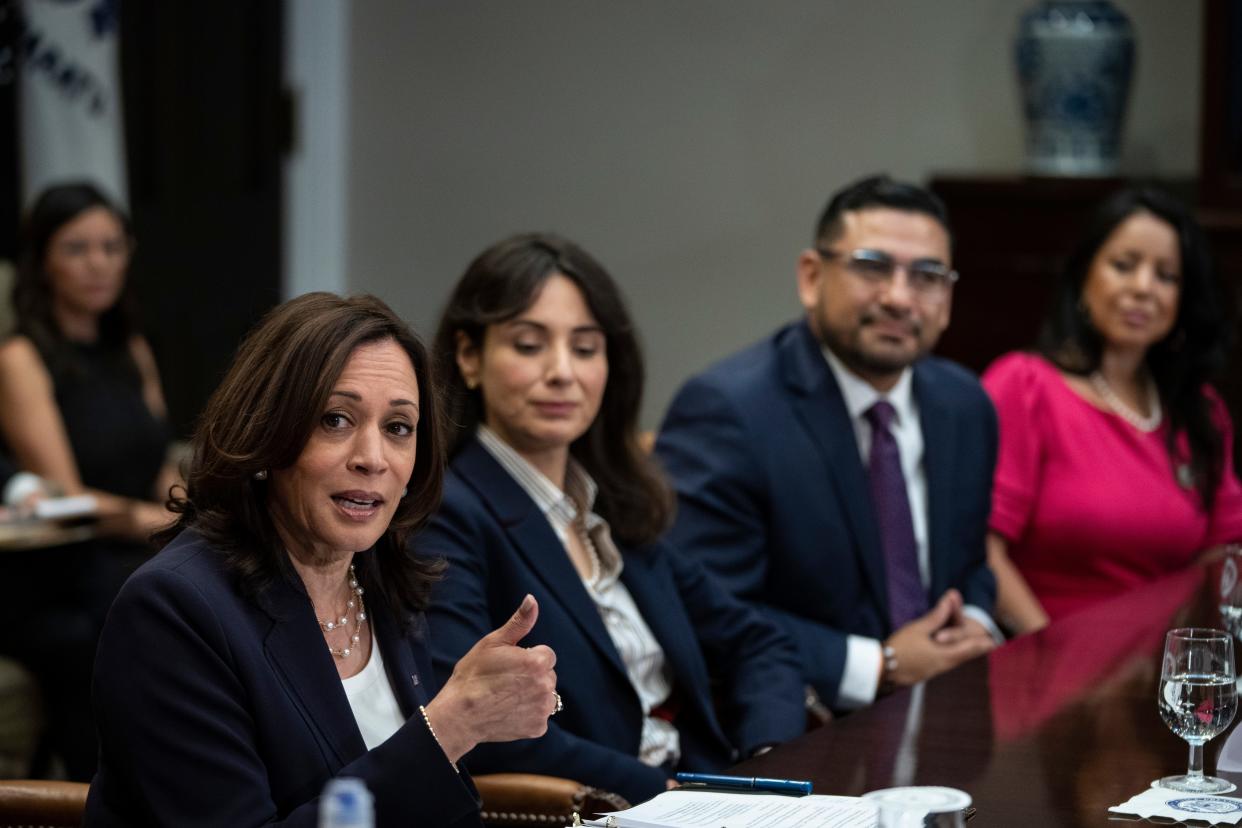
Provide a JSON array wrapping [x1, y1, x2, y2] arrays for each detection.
[[353, 552, 431, 715], [914, 364, 955, 597], [258, 575, 367, 768], [780, 321, 888, 618], [619, 549, 705, 692], [620, 547, 728, 747], [454, 440, 629, 681]]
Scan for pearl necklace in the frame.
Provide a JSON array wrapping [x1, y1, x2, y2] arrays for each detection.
[[1090, 371, 1162, 433], [317, 564, 367, 659]]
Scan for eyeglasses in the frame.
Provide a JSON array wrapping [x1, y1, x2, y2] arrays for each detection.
[[817, 247, 959, 297]]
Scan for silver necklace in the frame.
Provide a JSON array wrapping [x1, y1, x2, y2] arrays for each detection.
[[317, 564, 367, 659], [1090, 371, 1162, 433]]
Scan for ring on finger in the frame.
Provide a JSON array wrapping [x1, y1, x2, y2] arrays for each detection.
[[553, 691, 563, 715]]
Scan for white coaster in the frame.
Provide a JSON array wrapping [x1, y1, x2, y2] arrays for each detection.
[[1114, 788, 1242, 824]]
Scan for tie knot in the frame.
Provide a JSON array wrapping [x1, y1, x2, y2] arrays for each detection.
[[866, 400, 897, 430]]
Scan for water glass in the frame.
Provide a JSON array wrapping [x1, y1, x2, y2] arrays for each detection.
[[1156, 627, 1238, 792]]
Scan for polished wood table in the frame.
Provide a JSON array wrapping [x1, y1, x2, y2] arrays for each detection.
[[732, 564, 1239, 826]]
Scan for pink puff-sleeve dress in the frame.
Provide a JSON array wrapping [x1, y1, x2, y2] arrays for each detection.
[[982, 352, 1242, 622]]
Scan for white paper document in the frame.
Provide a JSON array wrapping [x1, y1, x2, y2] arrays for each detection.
[[581, 790, 878, 828], [33, 494, 98, 521]]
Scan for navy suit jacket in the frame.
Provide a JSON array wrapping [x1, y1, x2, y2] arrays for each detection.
[[85, 530, 482, 828], [655, 320, 998, 708], [416, 438, 805, 806]]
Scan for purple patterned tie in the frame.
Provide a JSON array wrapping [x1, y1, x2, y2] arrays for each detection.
[[865, 400, 928, 631]]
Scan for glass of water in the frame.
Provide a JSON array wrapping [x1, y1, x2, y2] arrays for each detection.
[[1219, 545, 1242, 639], [1157, 627, 1238, 792]]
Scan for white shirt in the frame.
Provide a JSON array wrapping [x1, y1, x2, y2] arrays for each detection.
[[341, 627, 406, 750], [822, 348, 1000, 709], [477, 426, 681, 767]]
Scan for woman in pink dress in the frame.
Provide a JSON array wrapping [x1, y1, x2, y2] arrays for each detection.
[[984, 188, 1242, 634]]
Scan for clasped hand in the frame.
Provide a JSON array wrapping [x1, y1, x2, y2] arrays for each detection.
[[423, 594, 558, 764], [882, 589, 995, 687]]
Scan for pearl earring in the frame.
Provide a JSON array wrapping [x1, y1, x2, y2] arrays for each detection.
[[402, 487, 408, 497], [253, 470, 268, 481]]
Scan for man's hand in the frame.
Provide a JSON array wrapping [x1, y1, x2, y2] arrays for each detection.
[[882, 590, 994, 687]]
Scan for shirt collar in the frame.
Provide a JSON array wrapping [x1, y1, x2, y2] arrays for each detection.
[[476, 426, 618, 584], [476, 425, 599, 520], [820, 345, 915, 427]]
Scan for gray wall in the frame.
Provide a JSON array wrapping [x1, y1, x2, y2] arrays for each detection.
[[343, 0, 1203, 427]]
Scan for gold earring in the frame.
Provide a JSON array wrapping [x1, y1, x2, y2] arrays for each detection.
[[465, 377, 479, 390]]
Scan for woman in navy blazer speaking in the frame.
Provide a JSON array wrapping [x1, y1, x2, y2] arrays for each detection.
[[85, 293, 558, 827], [418, 234, 805, 805]]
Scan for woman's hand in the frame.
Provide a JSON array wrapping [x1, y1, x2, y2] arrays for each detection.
[[987, 532, 1050, 636], [423, 594, 558, 764], [91, 492, 175, 542]]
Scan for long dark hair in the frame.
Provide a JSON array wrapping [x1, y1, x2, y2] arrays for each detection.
[[1038, 187, 1230, 509], [157, 293, 446, 616], [433, 233, 674, 546], [13, 182, 139, 380]]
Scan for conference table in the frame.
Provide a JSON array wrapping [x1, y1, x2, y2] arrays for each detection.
[[731, 563, 1239, 826]]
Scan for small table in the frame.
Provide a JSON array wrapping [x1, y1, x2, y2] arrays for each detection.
[[0, 518, 96, 552]]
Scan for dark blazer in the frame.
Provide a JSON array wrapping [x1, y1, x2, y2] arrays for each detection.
[[417, 438, 805, 806], [85, 530, 481, 828], [655, 320, 998, 708]]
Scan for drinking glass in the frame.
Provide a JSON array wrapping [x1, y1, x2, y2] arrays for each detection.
[[1219, 545, 1242, 640], [1156, 627, 1238, 792]]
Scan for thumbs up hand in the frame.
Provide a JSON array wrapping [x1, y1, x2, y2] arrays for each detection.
[[422, 595, 559, 764]]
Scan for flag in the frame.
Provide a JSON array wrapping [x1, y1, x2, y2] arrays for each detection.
[[19, 0, 126, 206]]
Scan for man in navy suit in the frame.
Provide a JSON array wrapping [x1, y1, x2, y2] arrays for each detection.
[[656, 175, 999, 713]]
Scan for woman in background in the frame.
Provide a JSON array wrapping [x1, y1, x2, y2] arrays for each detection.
[[0, 183, 176, 779], [420, 233, 805, 805], [984, 188, 1242, 634], [0, 181, 175, 547]]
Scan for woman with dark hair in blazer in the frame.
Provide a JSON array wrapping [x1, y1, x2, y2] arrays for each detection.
[[419, 233, 805, 806], [85, 293, 558, 827]]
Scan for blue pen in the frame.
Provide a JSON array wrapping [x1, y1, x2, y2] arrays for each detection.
[[674, 772, 812, 795]]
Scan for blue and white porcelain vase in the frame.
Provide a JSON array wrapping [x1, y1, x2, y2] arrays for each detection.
[[1014, 1, 1135, 176]]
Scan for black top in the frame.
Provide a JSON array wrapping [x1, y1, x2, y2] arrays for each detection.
[[47, 339, 168, 500]]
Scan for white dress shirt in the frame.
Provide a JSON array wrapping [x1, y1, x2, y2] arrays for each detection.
[[477, 426, 681, 767], [822, 348, 999, 709]]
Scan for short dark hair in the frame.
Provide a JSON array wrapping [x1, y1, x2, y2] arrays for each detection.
[[13, 181, 139, 379], [158, 292, 446, 616], [1038, 187, 1231, 510], [814, 174, 951, 247], [432, 233, 674, 546]]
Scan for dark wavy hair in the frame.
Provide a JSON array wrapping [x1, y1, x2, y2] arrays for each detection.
[[433, 233, 674, 546], [13, 182, 140, 380], [814, 173, 952, 247], [1038, 187, 1231, 509], [157, 293, 446, 616]]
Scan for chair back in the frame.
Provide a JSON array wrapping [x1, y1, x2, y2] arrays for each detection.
[[475, 773, 628, 827], [0, 779, 88, 828]]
